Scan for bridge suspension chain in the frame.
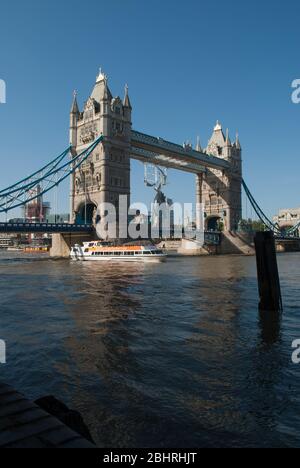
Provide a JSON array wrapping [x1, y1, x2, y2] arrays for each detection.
[[0, 135, 103, 214], [0, 147, 71, 196], [285, 220, 300, 235], [242, 179, 281, 235]]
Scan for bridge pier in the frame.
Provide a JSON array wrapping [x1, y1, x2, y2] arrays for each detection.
[[196, 173, 203, 232], [276, 238, 300, 252], [50, 233, 96, 258]]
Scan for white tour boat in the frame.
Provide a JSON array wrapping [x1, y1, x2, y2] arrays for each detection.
[[70, 241, 167, 262]]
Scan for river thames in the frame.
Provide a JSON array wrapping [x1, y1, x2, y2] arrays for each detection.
[[0, 251, 299, 448]]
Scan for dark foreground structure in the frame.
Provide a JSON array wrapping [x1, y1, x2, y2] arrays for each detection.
[[0, 382, 94, 448]]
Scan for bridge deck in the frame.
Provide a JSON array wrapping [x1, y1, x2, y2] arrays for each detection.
[[0, 222, 93, 234]]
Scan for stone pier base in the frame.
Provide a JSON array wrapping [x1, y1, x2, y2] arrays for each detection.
[[50, 233, 96, 258], [216, 232, 255, 255], [177, 239, 210, 256], [276, 239, 300, 252]]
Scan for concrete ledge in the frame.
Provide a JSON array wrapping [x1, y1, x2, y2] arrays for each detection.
[[177, 239, 210, 256], [50, 233, 97, 258], [0, 383, 95, 448]]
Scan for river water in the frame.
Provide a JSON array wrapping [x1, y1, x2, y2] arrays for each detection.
[[0, 251, 299, 448]]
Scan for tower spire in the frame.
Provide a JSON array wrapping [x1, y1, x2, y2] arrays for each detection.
[[102, 74, 112, 101], [214, 120, 222, 131], [196, 136, 202, 152], [235, 131, 241, 149], [225, 128, 231, 146], [123, 84, 132, 108], [70, 90, 79, 114]]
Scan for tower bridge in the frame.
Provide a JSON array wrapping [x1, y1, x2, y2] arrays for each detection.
[[0, 69, 297, 256], [69, 69, 242, 235]]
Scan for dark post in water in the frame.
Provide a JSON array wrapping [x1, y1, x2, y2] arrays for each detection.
[[254, 231, 283, 311]]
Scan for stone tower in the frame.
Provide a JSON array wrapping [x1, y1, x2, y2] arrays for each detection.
[[69, 70, 131, 225], [201, 121, 242, 231]]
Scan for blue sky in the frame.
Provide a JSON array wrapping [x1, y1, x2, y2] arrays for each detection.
[[0, 0, 299, 220]]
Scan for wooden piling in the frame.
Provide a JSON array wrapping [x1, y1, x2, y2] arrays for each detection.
[[254, 231, 283, 311]]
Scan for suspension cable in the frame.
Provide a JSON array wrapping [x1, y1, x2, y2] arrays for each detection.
[[242, 179, 281, 234], [0, 136, 103, 214], [0, 147, 71, 196]]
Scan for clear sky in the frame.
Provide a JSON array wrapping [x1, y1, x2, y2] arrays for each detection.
[[0, 0, 299, 220]]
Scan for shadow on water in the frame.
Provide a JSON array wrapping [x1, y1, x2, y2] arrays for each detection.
[[259, 310, 282, 347]]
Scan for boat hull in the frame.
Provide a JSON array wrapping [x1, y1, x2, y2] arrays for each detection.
[[70, 242, 167, 263], [70, 255, 166, 263]]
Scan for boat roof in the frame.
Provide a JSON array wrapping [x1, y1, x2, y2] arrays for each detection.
[[81, 242, 158, 251]]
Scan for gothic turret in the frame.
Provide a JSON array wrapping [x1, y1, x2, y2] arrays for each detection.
[[70, 91, 79, 148], [196, 136, 202, 152], [123, 84, 132, 109], [208, 121, 226, 148], [123, 84, 132, 139], [91, 69, 112, 104], [70, 91, 79, 115], [225, 129, 231, 147], [91, 70, 112, 136], [235, 132, 241, 150]]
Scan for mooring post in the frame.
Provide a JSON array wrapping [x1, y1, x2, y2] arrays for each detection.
[[254, 231, 283, 311]]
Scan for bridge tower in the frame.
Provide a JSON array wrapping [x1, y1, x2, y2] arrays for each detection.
[[69, 70, 131, 225], [199, 121, 242, 232]]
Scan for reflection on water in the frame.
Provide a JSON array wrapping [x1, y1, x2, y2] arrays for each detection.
[[0, 251, 300, 447]]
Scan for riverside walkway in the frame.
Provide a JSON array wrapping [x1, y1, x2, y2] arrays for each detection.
[[0, 382, 94, 448]]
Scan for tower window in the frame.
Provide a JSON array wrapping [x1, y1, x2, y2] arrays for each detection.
[[115, 107, 121, 115]]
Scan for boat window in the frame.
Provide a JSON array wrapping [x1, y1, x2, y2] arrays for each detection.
[[143, 251, 152, 255], [84, 248, 89, 252]]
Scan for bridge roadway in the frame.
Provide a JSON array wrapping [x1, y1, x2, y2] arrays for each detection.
[[0, 222, 94, 234], [0, 223, 221, 245]]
